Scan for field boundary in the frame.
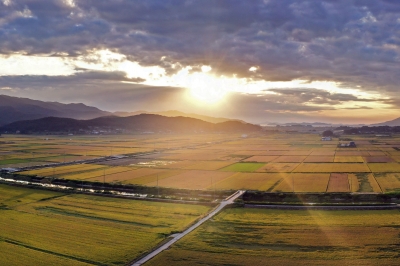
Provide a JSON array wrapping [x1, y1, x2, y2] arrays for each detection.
[[244, 204, 399, 210]]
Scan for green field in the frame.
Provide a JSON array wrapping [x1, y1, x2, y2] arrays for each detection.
[[146, 208, 400, 266], [0, 184, 211, 265]]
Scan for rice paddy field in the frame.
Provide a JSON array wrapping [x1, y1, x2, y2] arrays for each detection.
[[146, 208, 400, 266], [0, 184, 211, 266], [2, 132, 400, 192]]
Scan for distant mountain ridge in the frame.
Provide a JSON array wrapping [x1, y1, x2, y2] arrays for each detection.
[[0, 95, 111, 126], [0, 114, 262, 134], [0, 95, 243, 126], [113, 110, 243, 124], [373, 117, 400, 127]]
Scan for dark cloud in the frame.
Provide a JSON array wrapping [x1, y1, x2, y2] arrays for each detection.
[[267, 88, 379, 105]]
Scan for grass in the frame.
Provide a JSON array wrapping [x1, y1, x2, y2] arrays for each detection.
[[0, 184, 211, 265], [220, 162, 265, 172], [374, 173, 400, 192], [368, 163, 400, 172], [212, 173, 283, 191], [293, 163, 370, 173], [272, 174, 330, 192], [145, 170, 235, 190], [147, 208, 400, 266]]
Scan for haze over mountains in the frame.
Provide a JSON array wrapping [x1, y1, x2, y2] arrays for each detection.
[[0, 95, 109, 126], [0, 95, 236, 126], [0, 114, 261, 134], [1, 95, 400, 128]]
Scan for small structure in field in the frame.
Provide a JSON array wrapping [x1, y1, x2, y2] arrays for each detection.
[[321, 137, 332, 141], [338, 141, 356, 148]]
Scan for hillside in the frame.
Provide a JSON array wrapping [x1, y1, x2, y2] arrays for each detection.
[[0, 114, 262, 134], [0, 95, 111, 126], [113, 110, 242, 124], [373, 117, 400, 127]]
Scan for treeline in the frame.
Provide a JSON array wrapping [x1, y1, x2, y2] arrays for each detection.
[[336, 126, 400, 135]]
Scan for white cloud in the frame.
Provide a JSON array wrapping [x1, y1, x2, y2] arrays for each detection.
[[0, 54, 75, 76]]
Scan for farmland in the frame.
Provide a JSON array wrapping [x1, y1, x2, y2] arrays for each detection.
[[2, 132, 400, 193], [0, 184, 211, 266], [146, 208, 400, 266]]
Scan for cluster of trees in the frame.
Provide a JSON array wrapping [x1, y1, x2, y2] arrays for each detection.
[[337, 126, 400, 135]]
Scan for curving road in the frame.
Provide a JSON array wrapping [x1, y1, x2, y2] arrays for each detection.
[[131, 190, 245, 266]]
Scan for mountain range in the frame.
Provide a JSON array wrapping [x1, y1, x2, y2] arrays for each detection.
[[0, 95, 237, 126], [1, 94, 400, 128], [0, 95, 109, 126], [0, 114, 261, 134], [372, 117, 400, 127]]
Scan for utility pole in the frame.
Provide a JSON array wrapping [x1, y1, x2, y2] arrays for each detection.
[[211, 176, 214, 200], [157, 174, 159, 197], [292, 175, 294, 193]]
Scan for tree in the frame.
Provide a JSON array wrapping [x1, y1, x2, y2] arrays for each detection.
[[322, 130, 333, 137]]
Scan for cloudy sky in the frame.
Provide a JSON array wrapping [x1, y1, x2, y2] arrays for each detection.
[[0, 0, 399, 124]]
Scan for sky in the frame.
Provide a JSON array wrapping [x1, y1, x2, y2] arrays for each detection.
[[0, 0, 399, 124]]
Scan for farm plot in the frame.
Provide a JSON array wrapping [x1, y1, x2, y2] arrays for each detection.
[[392, 156, 400, 162], [161, 153, 223, 161], [293, 163, 370, 173], [256, 163, 300, 173], [335, 151, 367, 156], [327, 173, 350, 192], [0, 185, 210, 266], [145, 170, 235, 190], [87, 168, 164, 183], [273, 156, 306, 163], [303, 156, 334, 163], [123, 170, 186, 185], [348, 173, 381, 193], [373, 173, 400, 192], [220, 162, 265, 172], [212, 173, 283, 191], [334, 156, 364, 163], [368, 151, 387, 156], [284, 150, 312, 156], [309, 150, 335, 156], [60, 166, 134, 180], [368, 163, 400, 172], [272, 174, 329, 192], [363, 156, 394, 163], [147, 208, 400, 266], [183, 161, 236, 170], [257, 151, 288, 156], [19, 164, 106, 177], [243, 156, 279, 162], [232, 150, 264, 156]]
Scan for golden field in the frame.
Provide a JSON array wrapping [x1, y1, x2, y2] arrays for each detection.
[[2, 133, 400, 192]]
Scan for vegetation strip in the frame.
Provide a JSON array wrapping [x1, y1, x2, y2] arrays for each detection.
[[36, 206, 161, 227], [4, 239, 103, 266], [244, 204, 399, 210]]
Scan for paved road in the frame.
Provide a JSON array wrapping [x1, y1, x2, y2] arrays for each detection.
[[131, 190, 246, 266]]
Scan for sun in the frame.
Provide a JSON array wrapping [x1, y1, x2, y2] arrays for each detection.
[[185, 71, 229, 104]]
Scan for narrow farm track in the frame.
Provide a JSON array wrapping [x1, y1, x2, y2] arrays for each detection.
[[131, 190, 246, 266]]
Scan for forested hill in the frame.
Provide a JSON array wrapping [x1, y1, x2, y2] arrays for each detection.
[[0, 114, 262, 134]]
